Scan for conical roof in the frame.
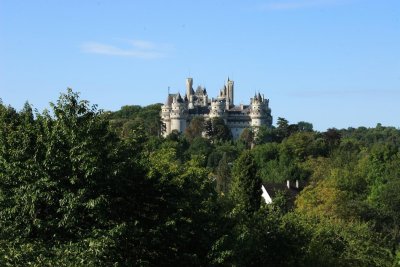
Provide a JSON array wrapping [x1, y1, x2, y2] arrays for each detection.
[[177, 93, 183, 103]]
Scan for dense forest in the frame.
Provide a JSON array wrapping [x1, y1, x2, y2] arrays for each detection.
[[0, 89, 399, 266]]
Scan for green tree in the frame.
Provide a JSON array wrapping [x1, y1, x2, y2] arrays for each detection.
[[297, 121, 313, 132], [205, 118, 232, 143], [145, 145, 223, 266], [238, 128, 254, 149], [184, 116, 205, 142], [323, 128, 342, 152], [106, 103, 162, 137], [0, 89, 154, 265], [276, 117, 289, 141], [185, 136, 212, 163], [215, 153, 231, 194], [230, 151, 261, 214], [254, 125, 278, 144]]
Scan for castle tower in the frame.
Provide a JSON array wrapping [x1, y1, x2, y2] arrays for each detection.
[[203, 88, 208, 106], [227, 78, 234, 107], [186, 78, 195, 109], [250, 93, 272, 129], [161, 93, 175, 137], [210, 100, 225, 119], [170, 93, 188, 133], [186, 77, 193, 98], [161, 103, 172, 137], [161, 103, 171, 137]]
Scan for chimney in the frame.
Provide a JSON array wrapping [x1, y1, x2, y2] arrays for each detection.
[[296, 180, 299, 189], [286, 180, 290, 189]]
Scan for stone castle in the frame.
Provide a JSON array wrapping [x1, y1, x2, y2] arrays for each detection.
[[161, 78, 272, 139]]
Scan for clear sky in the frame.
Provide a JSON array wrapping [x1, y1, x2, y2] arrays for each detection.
[[1, 0, 399, 131]]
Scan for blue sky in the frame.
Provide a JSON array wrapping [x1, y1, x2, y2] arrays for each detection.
[[1, 0, 399, 131]]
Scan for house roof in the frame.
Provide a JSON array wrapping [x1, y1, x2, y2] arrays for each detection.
[[263, 183, 299, 198], [262, 181, 305, 205]]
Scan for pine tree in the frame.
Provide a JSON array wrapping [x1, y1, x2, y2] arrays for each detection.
[[230, 150, 261, 214], [216, 153, 231, 194]]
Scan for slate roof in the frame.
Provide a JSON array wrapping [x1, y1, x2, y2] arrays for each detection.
[[262, 180, 306, 206], [165, 94, 177, 105]]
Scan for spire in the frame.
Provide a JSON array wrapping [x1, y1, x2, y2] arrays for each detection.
[[165, 94, 172, 106], [177, 93, 183, 103]]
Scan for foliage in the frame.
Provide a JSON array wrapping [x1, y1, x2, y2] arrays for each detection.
[[230, 151, 261, 214], [0, 91, 399, 265], [205, 117, 232, 143], [238, 128, 254, 149], [215, 153, 231, 194], [106, 103, 162, 138], [0, 90, 153, 265], [184, 116, 205, 142]]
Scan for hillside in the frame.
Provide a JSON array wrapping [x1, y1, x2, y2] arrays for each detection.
[[0, 90, 399, 266]]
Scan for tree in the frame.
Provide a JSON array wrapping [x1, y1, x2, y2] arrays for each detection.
[[207, 142, 239, 170], [280, 132, 327, 161], [2, 89, 399, 265], [185, 136, 212, 163], [277, 117, 289, 129], [145, 145, 223, 266], [276, 117, 290, 141], [230, 151, 261, 214], [254, 125, 278, 144], [205, 118, 232, 143], [323, 128, 342, 152], [297, 121, 313, 132], [106, 103, 162, 137], [0, 89, 153, 265], [184, 116, 205, 142], [238, 128, 254, 149], [215, 153, 231, 194], [369, 178, 400, 256]]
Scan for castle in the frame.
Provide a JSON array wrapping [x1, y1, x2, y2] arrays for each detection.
[[161, 78, 272, 139]]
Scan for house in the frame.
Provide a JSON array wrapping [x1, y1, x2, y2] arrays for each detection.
[[262, 180, 304, 205]]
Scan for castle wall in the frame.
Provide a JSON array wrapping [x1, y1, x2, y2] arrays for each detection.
[[162, 119, 171, 137], [231, 127, 246, 140], [227, 114, 252, 139], [251, 118, 264, 127], [170, 118, 186, 133]]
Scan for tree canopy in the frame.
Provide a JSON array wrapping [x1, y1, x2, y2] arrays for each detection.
[[0, 90, 399, 266]]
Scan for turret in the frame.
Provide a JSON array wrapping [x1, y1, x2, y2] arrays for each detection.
[[170, 93, 188, 133], [210, 100, 225, 119], [250, 93, 272, 129], [161, 94, 174, 137], [227, 78, 234, 107], [203, 88, 208, 106], [161, 103, 172, 137], [186, 78, 193, 98]]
